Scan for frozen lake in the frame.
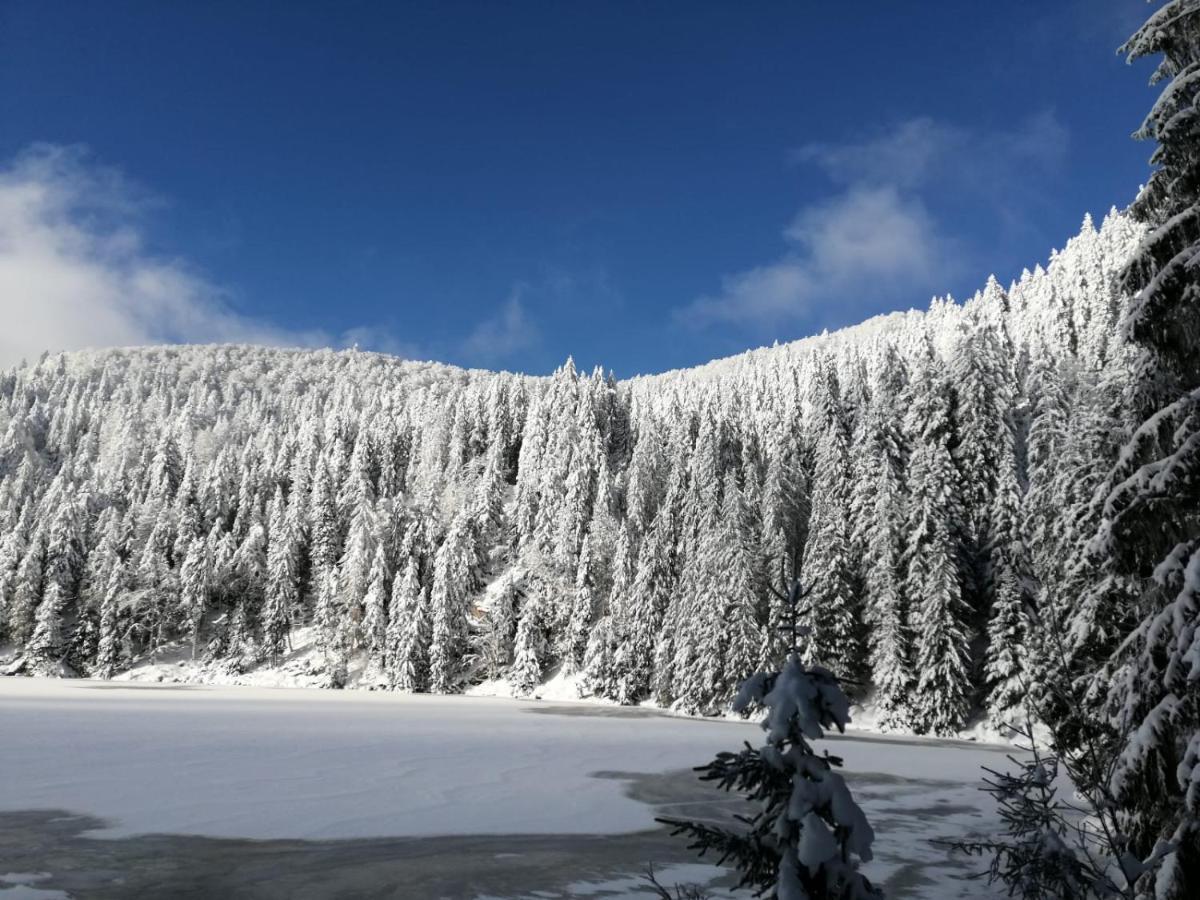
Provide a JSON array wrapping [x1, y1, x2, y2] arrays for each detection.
[[0, 678, 1007, 898]]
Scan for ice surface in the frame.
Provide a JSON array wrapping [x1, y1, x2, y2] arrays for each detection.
[[1, 677, 1009, 896], [2, 677, 765, 840]]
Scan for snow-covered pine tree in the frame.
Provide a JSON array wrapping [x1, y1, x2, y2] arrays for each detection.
[[983, 428, 1036, 724], [510, 585, 545, 696], [179, 536, 210, 660], [0, 516, 28, 645], [94, 561, 127, 679], [581, 519, 635, 700], [1051, 371, 1138, 691], [26, 494, 83, 671], [1022, 351, 1073, 591], [798, 356, 863, 682], [25, 580, 69, 673], [336, 495, 377, 651], [428, 511, 479, 693], [308, 462, 340, 581], [136, 507, 178, 661], [659, 581, 881, 899], [476, 569, 519, 680], [263, 486, 299, 663], [564, 533, 597, 672], [854, 348, 913, 729], [469, 442, 508, 550], [717, 474, 763, 705], [904, 348, 973, 735], [1085, 6, 1200, 892], [361, 543, 390, 664], [339, 431, 377, 523], [950, 311, 1013, 610], [8, 525, 46, 648], [314, 564, 346, 682], [551, 407, 599, 574], [225, 518, 267, 665], [77, 508, 122, 624], [759, 446, 804, 668], [387, 557, 430, 691], [171, 454, 202, 567], [613, 512, 673, 705]]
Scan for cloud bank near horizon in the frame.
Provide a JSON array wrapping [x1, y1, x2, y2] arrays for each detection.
[[0, 145, 342, 370]]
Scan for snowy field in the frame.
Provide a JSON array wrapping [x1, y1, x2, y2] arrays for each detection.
[[0, 678, 1008, 898]]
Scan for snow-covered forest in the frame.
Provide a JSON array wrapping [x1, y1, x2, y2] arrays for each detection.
[[0, 209, 1143, 739], [5, 1, 1200, 896]]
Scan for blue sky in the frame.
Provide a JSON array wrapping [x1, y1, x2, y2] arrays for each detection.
[[0, 1, 1158, 376]]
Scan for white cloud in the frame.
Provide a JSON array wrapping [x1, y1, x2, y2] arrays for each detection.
[[783, 186, 944, 285], [459, 289, 539, 366], [0, 144, 554, 371], [681, 186, 951, 328], [795, 111, 1068, 193], [0, 144, 352, 369], [678, 112, 1068, 330], [793, 117, 963, 190]]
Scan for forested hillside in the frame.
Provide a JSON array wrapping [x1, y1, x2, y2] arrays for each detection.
[[0, 210, 1142, 735]]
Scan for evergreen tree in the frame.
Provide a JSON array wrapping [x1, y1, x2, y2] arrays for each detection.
[[387, 557, 430, 691], [581, 613, 618, 699], [582, 521, 635, 699], [179, 536, 210, 659], [26, 580, 69, 671], [0, 521, 28, 645], [659, 582, 881, 899], [263, 487, 299, 663], [1022, 352, 1072, 590], [564, 534, 597, 672], [951, 315, 1013, 586], [798, 360, 863, 680], [717, 477, 763, 704], [476, 570, 519, 680], [850, 346, 912, 727], [860, 418, 912, 727], [428, 513, 478, 693], [904, 354, 973, 735], [613, 514, 672, 704], [314, 565, 345, 679], [984, 433, 1036, 724], [361, 543, 390, 662], [309, 462, 340, 579], [94, 562, 126, 678], [226, 520, 267, 664], [1087, 7, 1200, 892], [510, 587, 545, 696], [9, 526, 46, 647]]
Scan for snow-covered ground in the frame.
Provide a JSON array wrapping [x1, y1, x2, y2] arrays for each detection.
[[0, 677, 1008, 898], [107, 626, 1017, 745]]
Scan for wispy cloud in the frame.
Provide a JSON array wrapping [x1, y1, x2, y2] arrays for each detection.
[[794, 112, 1067, 191], [0, 144, 421, 369], [676, 112, 1068, 330], [459, 289, 540, 367], [0, 145, 320, 368], [683, 186, 949, 328]]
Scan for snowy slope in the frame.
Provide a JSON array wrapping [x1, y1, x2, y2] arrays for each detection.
[[0, 209, 1143, 741]]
